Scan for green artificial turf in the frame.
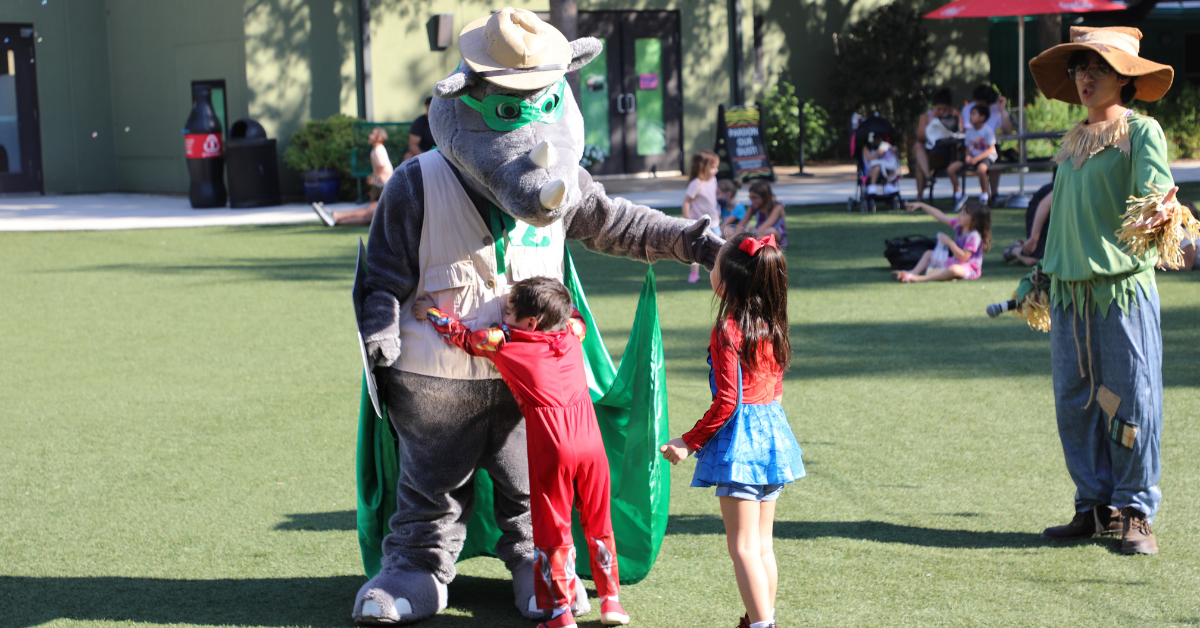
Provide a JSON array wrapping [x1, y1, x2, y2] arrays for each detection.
[[2, 199, 1199, 628]]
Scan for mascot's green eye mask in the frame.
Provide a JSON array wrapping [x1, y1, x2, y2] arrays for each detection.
[[460, 79, 566, 132]]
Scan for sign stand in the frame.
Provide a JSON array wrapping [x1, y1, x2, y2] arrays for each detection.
[[714, 104, 775, 183]]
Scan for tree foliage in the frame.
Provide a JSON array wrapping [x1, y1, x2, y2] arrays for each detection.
[[829, 5, 933, 155], [760, 82, 835, 164]]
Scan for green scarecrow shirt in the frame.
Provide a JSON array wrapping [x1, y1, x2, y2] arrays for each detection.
[[1042, 113, 1174, 317]]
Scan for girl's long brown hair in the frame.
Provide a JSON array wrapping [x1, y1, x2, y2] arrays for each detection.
[[961, 200, 992, 252], [715, 232, 791, 374], [688, 150, 720, 181], [748, 180, 776, 216]]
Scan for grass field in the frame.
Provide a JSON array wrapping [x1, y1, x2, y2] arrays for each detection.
[[2, 197, 1199, 628]]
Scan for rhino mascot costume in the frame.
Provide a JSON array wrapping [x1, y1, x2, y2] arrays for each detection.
[[353, 8, 721, 624]]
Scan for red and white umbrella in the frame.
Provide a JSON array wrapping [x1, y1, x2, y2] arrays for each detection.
[[926, 0, 1126, 197]]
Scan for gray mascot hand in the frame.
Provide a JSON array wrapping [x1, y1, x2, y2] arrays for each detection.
[[366, 336, 401, 369], [684, 215, 725, 271]]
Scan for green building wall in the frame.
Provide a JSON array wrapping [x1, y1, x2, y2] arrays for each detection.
[[0, 0, 118, 194], [4, 0, 992, 194]]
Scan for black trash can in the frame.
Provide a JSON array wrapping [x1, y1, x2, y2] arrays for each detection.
[[226, 119, 281, 208]]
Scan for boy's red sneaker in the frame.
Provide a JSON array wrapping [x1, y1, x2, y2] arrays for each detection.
[[600, 599, 630, 626], [539, 610, 577, 628]]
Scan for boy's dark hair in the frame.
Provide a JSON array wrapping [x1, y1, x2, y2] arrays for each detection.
[[1067, 50, 1138, 105], [508, 276, 574, 332], [932, 88, 953, 106], [424, 96, 433, 107], [715, 232, 791, 374], [960, 200, 993, 252], [973, 84, 998, 105], [970, 104, 991, 122]]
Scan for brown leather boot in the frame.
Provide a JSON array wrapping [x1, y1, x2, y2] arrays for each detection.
[[1095, 505, 1123, 537], [1041, 508, 1112, 540], [1120, 507, 1159, 555]]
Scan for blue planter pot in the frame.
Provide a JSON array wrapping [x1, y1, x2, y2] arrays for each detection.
[[302, 169, 341, 204]]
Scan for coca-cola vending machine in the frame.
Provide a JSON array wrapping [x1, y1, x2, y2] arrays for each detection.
[[183, 82, 227, 208]]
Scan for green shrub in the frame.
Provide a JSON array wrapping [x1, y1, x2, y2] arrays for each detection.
[[1011, 92, 1087, 158], [283, 113, 358, 173], [1140, 83, 1200, 160], [829, 4, 932, 158], [283, 113, 359, 201], [1011, 86, 1200, 161], [759, 82, 834, 164]]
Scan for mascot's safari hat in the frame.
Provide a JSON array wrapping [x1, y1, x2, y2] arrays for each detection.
[[459, 8, 572, 90], [1030, 26, 1174, 104]]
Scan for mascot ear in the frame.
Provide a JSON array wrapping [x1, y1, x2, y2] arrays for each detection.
[[566, 37, 603, 73], [434, 65, 481, 100]]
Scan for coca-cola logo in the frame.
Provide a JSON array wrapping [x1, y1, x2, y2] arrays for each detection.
[[185, 133, 224, 159]]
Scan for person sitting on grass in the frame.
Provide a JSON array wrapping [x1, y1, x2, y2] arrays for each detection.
[[734, 181, 788, 248], [947, 105, 998, 206], [892, 200, 991, 283], [311, 127, 394, 227], [717, 179, 747, 238], [1002, 180, 1054, 267]]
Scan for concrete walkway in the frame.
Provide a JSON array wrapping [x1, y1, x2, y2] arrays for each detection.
[[3, 161, 1199, 232]]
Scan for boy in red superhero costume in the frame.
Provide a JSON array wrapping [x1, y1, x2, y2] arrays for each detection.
[[418, 277, 628, 628]]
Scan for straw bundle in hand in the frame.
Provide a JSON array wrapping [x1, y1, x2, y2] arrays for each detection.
[[1117, 183, 1200, 268]]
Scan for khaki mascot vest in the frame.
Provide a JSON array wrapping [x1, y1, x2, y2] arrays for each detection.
[[396, 150, 565, 379]]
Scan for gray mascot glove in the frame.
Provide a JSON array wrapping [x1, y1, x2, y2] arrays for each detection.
[[366, 336, 401, 369], [684, 215, 725, 271]]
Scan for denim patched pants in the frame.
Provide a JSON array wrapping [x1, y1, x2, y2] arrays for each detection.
[[1050, 287, 1162, 522]]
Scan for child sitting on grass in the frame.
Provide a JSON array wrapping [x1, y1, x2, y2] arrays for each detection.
[[893, 200, 991, 283], [416, 278, 629, 628], [718, 179, 748, 238]]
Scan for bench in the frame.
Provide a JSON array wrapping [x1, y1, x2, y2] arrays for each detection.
[[350, 121, 412, 202]]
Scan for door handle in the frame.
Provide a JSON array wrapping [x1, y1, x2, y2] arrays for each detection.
[[616, 94, 626, 114], [626, 93, 636, 113]]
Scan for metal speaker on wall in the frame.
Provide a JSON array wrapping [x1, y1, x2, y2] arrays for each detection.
[[427, 14, 454, 51]]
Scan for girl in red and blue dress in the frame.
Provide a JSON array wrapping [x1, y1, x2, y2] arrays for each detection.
[[661, 232, 804, 628]]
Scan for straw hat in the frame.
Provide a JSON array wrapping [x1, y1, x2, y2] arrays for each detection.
[[1030, 26, 1174, 104], [459, 8, 572, 90]]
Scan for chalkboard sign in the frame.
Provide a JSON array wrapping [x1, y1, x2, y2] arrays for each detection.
[[714, 104, 775, 182]]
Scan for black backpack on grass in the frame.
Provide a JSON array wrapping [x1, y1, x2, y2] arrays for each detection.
[[884, 234, 936, 270]]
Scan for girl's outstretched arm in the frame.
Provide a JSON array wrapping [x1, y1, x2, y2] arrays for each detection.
[[907, 201, 954, 226]]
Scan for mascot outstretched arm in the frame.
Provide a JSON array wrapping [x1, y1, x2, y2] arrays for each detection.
[[352, 8, 721, 625]]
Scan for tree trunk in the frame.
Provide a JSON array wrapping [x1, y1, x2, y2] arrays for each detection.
[[1038, 14, 1062, 54], [549, 0, 580, 96]]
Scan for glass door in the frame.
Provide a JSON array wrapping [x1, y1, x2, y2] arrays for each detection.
[[576, 11, 681, 176], [618, 12, 680, 175], [0, 24, 42, 194], [577, 13, 623, 175]]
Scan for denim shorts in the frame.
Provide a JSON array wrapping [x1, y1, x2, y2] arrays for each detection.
[[715, 482, 784, 501]]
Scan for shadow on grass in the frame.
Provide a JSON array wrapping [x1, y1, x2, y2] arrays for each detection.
[[274, 510, 356, 531], [0, 574, 538, 628], [53, 256, 357, 285], [666, 514, 1045, 549]]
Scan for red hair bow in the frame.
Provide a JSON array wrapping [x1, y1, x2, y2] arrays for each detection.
[[738, 234, 777, 256]]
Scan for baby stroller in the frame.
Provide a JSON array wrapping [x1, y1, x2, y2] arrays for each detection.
[[847, 114, 906, 214]]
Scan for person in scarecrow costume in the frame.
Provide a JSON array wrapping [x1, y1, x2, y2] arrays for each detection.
[[1027, 26, 1179, 554]]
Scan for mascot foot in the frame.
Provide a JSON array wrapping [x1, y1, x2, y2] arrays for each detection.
[[352, 569, 448, 625], [513, 561, 591, 621]]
